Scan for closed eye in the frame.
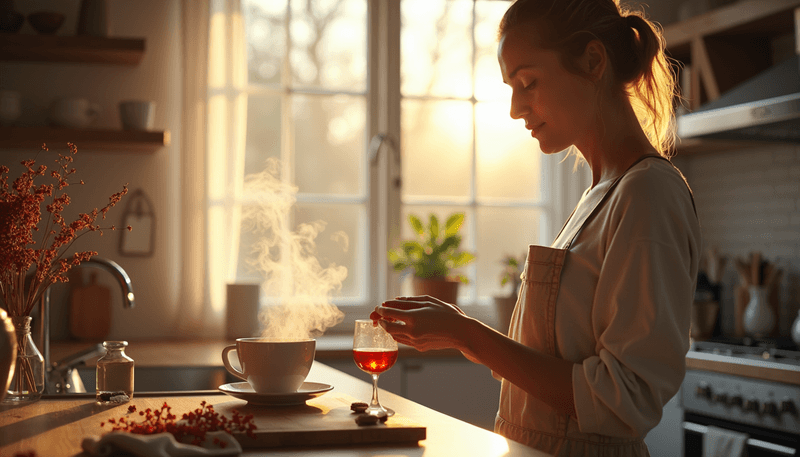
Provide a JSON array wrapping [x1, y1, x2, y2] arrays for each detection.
[[523, 80, 537, 90]]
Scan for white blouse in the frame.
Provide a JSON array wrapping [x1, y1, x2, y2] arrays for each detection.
[[552, 158, 701, 438]]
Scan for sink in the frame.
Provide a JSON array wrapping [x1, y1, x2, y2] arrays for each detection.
[[77, 366, 238, 392]]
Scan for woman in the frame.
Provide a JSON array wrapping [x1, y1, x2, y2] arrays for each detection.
[[371, 0, 701, 455]]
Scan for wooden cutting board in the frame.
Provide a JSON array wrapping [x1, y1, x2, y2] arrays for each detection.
[[69, 272, 112, 341], [210, 391, 426, 448]]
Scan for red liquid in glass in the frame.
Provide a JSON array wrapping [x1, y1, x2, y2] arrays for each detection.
[[353, 348, 398, 374]]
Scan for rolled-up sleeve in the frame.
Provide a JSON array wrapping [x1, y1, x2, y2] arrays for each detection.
[[571, 173, 699, 437]]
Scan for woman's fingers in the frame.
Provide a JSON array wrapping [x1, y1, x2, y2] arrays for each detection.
[[381, 299, 426, 310]]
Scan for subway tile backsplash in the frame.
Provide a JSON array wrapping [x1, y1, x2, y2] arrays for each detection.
[[676, 143, 800, 337]]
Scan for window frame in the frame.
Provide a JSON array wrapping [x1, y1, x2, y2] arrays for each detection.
[[233, 0, 590, 334]]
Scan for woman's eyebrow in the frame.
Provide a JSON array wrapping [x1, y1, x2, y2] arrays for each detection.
[[504, 64, 537, 84]]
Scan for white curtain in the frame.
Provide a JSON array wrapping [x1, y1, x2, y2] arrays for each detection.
[[176, 0, 247, 337]]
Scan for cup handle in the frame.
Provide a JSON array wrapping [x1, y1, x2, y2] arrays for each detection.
[[222, 345, 246, 381]]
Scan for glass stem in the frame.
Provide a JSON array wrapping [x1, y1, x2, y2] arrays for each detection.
[[370, 373, 381, 409]]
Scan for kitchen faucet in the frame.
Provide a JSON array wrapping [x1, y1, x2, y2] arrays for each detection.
[[38, 256, 135, 393]]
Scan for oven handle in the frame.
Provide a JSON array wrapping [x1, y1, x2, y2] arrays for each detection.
[[683, 422, 796, 456]]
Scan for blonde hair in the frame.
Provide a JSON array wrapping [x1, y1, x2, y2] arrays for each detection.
[[499, 0, 678, 157]]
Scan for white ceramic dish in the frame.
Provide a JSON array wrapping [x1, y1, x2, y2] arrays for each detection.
[[218, 381, 333, 406]]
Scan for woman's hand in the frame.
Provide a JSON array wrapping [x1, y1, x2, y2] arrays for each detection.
[[370, 295, 470, 353]]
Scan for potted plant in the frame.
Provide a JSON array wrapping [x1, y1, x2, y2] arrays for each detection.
[[388, 212, 476, 305], [494, 253, 525, 332]]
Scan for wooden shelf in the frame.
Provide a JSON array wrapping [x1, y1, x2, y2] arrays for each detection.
[[663, 0, 800, 55], [0, 126, 169, 152], [664, 0, 800, 110], [663, 0, 800, 155], [0, 34, 145, 65]]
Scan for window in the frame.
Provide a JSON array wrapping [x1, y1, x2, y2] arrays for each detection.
[[212, 0, 584, 331]]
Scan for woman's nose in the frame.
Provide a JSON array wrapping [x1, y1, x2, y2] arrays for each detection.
[[509, 90, 530, 120]]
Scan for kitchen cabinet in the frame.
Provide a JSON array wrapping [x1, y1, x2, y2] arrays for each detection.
[[663, 0, 800, 155], [0, 34, 168, 152]]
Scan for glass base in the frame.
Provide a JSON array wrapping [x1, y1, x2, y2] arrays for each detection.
[[3, 391, 42, 403], [366, 405, 394, 417], [96, 391, 132, 404]]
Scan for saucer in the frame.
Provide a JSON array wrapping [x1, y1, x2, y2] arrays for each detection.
[[218, 382, 333, 406]]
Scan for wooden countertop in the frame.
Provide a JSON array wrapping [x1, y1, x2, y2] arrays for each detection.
[[0, 362, 550, 457]]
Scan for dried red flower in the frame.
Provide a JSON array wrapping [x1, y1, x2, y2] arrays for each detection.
[[101, 401, 257, 447], [0, 143, 128, 316]]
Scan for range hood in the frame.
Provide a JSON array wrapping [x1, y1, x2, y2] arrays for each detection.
[[677, 54, 800, 142]]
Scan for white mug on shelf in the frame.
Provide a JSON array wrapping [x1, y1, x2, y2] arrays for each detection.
[[119, 100, 155, 131], [0, 90, 22, 126], [49, 98, 100, 129]]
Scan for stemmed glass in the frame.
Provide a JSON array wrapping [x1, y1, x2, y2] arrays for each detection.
[[353, 319, 398, 417]]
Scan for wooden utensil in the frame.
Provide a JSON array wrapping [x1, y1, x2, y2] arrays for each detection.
[[735, 258, 751, 286], [69, 272, 112, 341], [751, 252, 761, 285]]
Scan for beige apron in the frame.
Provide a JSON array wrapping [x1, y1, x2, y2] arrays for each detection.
[[494, 156, 691, 456]]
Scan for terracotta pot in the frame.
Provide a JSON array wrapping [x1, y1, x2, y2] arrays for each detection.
[[0, 309, 17, 403], [412, 277, 460, 305], [493, 295, 517, 334]]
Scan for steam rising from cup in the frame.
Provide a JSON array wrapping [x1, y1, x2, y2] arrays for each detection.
[[242, 158, 345, 340]]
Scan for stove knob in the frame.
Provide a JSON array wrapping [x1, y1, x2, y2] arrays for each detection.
[[744, 398, 760, 413], [780, 399, 797, 416], [729, 395, 743, 408], [713, 392, 728, 404], [761, 401, 779, 417], [696, 382, 712, 399]]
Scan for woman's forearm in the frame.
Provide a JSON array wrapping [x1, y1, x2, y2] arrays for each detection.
[[458, 316, 577, 418]]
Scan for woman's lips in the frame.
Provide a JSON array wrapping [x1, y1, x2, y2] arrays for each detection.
[[528, 122, 544, 137]]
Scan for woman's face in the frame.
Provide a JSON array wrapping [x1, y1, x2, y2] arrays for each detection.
[[498, 27, 597, 154]]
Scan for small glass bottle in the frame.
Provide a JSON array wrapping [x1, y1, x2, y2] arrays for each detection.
[[96, 341, 134, 404]]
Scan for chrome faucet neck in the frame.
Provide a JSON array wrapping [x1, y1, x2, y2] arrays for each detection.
[[40, 256, 135, 393]]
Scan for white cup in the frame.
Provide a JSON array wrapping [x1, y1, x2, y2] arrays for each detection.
[[0, 90, 21, 126], [119, 100, 155, 131], [49, 98, 100, 129], [222, 338, 315, 394]]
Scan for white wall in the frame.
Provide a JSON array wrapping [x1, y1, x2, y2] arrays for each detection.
[[678, 145, 800, 336], [1, 0, 184, 340]]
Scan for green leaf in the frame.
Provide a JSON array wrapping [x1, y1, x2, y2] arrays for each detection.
[[429, 214, 439, 241], [439, 234, 460, 253], [450, 251, 476, 268], [401, 241, 424, 257], [409, 214, 425, 237], [444, 213, 464, 237]]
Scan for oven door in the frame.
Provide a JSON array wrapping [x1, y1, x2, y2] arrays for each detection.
[[683, 413, 799, 457]]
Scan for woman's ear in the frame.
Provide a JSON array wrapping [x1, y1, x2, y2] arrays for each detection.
[[581, 40, 607, 82]]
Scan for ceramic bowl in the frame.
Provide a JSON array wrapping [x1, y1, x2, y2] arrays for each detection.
[[27, 11, 64, 35], [0, 10, 23, 33]]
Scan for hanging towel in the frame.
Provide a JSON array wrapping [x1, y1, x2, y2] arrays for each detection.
[[703, 425, 748, 457]]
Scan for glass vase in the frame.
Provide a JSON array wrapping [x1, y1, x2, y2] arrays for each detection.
[[4, 316, 44, 403]]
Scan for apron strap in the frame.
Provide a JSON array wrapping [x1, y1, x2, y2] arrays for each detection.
[[561, 155, 697, 251]]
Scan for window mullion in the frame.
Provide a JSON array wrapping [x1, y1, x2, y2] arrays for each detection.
[[367, 0, 402, 308]]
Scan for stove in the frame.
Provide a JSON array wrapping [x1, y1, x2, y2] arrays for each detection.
[[691, 337, 800, 366], [682, 337, 799, 455]]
